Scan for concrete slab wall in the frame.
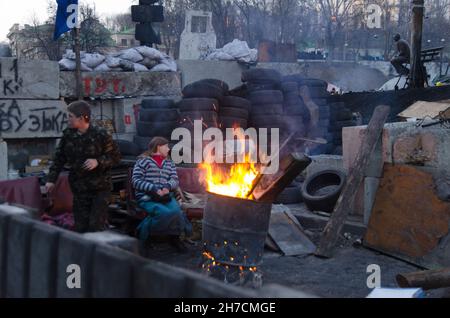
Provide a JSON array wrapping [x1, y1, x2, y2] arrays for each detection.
[[0, 204, 316, 298], [0, 58, 59, 99]]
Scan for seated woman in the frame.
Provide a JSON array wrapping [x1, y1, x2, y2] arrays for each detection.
[[132, 137, 192, 252]]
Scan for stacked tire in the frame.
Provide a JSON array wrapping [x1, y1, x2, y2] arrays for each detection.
[[134, 98, 179, 153], [280, 81, 307, 137], [328, 102, 357, 155], [219, 96, 251, 131]]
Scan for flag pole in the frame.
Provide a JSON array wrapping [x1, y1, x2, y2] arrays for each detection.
[[73, 16, 82, 100]]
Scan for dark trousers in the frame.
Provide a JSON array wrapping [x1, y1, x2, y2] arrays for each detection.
[[391, 56, 410, 76], [72, 191, 110, 233]]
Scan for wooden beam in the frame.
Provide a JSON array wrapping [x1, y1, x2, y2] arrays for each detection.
[[397, 268, 450, 290], [315, 105, 390, 258]]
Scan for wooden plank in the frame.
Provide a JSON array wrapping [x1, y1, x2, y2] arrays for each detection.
[[268, 208, 316, 256], [315, 105, 390, 258], [364, 164, 450, 269], [397, 267, 450, 290]]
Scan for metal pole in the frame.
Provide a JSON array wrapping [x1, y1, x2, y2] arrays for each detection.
[[73, 27, 83, 100], [410, 0, 425, 88]]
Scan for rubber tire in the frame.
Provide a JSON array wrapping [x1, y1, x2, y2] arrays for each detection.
[[220, 96, 251, 111], [247, 82, 278, 92], [136, 120, 177, 137], [115, 139, 141, 156], [179, 111, 219, 122], [219, 107, 249, 119], [250, 114, 283, 127], [249, 90, 283, 105], [241, 68, 282, 83], [178, 98, 219, 112], [139, 108, 180, 122], [141, 99, 176, 109], [251, 103, 283, 115], [220, 116, 248, 129], [182, 82, 224, 99], [300, 78, 328, 88], [197, 79, 229, 94], [301, 169, 346, 213], [274, 185, 303, 204], [280, 81, 298, 93]]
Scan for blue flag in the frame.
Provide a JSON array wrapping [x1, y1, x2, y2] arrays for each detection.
[[53, 0, 79, 40]]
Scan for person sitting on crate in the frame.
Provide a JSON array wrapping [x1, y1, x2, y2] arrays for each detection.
[[132, 137, 192, 252]]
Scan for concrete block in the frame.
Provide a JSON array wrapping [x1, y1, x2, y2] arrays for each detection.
[[0, 140, 7, 180], [0, 99, 68, 139], [177, 60, 245, 89], [28, 222, 64, 298], [342, 125, 383, 178], [0, 58, 59, 99], [305, 155, 345, 177], [91, 245, 133, 298], [6, 215, 33, 298], [364, 177, 381, 226], [133, 261, 189, 298], [56, 232, 95, 298], [82, 230, 139, 254], [0, 210, 10, 297], [60, 71, 182, 98]]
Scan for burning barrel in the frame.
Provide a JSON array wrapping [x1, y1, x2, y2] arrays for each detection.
[[202, 192, 272, 267]]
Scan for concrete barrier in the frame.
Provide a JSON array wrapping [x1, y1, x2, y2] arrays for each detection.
[[0, 204, 316, 298], [5, 215, 33, 298], [28, 222, 63, 298], [56, 231, 95, 298], [82, 231, 139, 254]]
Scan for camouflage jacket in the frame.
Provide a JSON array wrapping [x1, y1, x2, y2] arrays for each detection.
[[47, 125, 121, 193]]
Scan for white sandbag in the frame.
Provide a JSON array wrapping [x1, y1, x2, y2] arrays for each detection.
[[119, 59, 135, 71], [105, 55, 121, 68], [81, 53, 105, 68], [139, 56, 160, 69], [222, 39, 251, 59], [205, 51, 235, 61], [94, 63, 111, 72], [62, 49, 86, 60], [150, 64, 172, 72], [159, 57, 177, 72], [59, 58, 76, 70], [118, 48, 143, 63], [133, 63, 148, 72], [81, 63, 93, 72], [135, 46, 165, 60]]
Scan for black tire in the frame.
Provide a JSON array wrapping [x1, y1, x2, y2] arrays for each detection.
[[179, 111, 219, 122], [247, 82, 278, 92], [301, 86, 328, 98], [220, 96, 251, 111], [283, 116, 305, 134], [249, 90, 283, 105], [250, 115, 283, 127], [115, 139, 141, 156], [274, 185, 303, 204], [178, 120, 218, 130], [219, 107, 249, 119], [241, 68, 282, 83], [301, 169, 346, 213], [284, 105, 308, 116], [329, 102, 346, 110], [251, 103, 283, 115], [136, 120, 177, 137], [182, 81, 224, 99], [178, 98, 219, 112], [139, 108, 180, 122], [141, 99, 176, 109], [197, 79, 229, 94], [280, 81, 298, 93], [281, 74, 305, 83], [220, 116, 248, 129]]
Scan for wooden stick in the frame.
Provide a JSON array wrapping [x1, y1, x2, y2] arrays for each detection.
[[315, 105, 390, 258], [73, 27, 83, 100], [397, 268, 450, 290]]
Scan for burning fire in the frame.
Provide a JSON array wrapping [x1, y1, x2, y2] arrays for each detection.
[[199, 155, 259, 199]]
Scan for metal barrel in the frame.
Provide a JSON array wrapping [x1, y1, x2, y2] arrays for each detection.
[[202, 192, 272, 267]]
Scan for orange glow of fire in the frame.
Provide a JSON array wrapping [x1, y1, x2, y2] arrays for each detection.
[[200, 155, 258, 199]]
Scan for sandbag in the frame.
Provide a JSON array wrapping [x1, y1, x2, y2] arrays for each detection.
[[135, 46, 165, 60]]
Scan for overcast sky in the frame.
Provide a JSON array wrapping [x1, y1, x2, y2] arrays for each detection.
[[0, 0, 136, 42]]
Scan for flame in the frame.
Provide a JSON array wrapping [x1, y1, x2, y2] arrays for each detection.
[[200, 155, 259, 199]]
